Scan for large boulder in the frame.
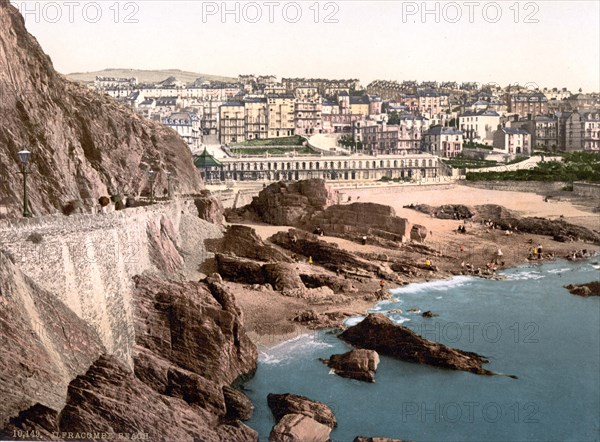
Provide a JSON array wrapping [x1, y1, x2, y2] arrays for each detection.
[[58, 355, 257, 442], [309, 203, 411, 242], [270, 229, 380, 275], [322, 349, 380, 382], [340, 314, 498, 376], [209, 225, 292, 263], [194, 196, 225, 224], [227, 179, 336, 226], [132, 274, 257, 385], [223, 386, 254, 421], [269, 413, 331, 442], [267, 393, 337, 429], [565, 282, 600, 297]]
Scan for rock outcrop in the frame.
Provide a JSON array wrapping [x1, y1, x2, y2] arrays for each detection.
[[269, 229, 381, 275], [57, 355, 257, 442], [564, 282, 600, 297], [269, 413, 332, 442], [227, 179, 336, 226], [340, 314, 497, 376], [267, 393, 337, 429], [0, 2, 201, 217], [353, 437, 408, 442], [322, 349, 380, 382], [308, 203, 411, 243], [495, 217, 600, 244], [209, 225, 292, 263], [3, 273, 259, 440]]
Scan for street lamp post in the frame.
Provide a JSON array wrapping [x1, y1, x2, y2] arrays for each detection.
[[18, 149, 32, 217], [148, 169, 155, 204]]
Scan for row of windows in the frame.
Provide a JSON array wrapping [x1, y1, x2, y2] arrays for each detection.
[[223, 159, 436, 171]]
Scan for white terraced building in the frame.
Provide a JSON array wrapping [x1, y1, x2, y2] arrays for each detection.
[[196, 152, 445, 182]]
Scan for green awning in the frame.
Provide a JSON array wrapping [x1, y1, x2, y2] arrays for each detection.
[[194, 148, 223, 168]]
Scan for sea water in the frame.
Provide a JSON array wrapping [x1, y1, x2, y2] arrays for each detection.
[[244, 259, 600, 442]]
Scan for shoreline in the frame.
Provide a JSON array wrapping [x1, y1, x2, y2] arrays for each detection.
[[247, 254, 600, 352], [227, 183, 600, 348]]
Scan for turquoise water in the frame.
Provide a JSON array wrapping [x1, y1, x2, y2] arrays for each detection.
[[244, 259, 600, 442]]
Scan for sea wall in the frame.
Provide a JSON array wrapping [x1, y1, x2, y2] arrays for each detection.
[[0, 198, 223, 366], [461, 181, 567, 193], [573, 182, 600, 199]]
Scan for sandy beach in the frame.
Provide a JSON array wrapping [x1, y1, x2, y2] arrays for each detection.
[[225, 182, 599, 346]]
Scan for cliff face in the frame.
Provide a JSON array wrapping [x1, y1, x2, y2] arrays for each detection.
[[0, 2, 201, 216]]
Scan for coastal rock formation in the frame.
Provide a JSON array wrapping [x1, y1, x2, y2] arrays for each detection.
[[340, 314, 495, 376], [405, 204, 473, 220], [209, 225, 292, 263], [194, 195, 225, 224], [269, 413, 332, 442], [564, 282, 600, 297], [132, 274, 257, 385], [322, 349, 380, 382], [0, 2, 201, 216], [223, 385, 254, 421], [58, 355, 257, 442], [269, 229, 380, 275], [267, 393, 337, 429], [494, 217, 600, 244], [308, 202, 411, 243], [215, 254, 305, 293], [227, 179, 336, 225], [353, 437, 407, 442]]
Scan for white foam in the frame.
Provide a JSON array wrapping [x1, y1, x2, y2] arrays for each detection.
[[389, 276, 474, 296], [388, 314, 410, 325], [344, 316, 366, 327], [547, 268, 571, 274], [505, 270, 545, 281], [258, 333, 335, 365]]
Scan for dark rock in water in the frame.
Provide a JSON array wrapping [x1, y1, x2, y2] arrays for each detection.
[[322, 349, 380, 382], [354, 437, 409, 442], [267, 393, 337, 429], [340, 314, 496, 376], [422, 310, 437, 318], [565, 282, 600, 297], [223, 386, 254, 421], [269, 413, 332, 442]]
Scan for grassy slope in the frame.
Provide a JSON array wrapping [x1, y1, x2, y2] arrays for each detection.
[[65, 68, 237, 84]]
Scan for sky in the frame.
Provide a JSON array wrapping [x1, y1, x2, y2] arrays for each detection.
[[11, 0, 600, 92]]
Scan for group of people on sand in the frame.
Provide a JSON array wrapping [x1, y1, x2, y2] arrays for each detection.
[[528, 244, 544, 260], [567, 249, 592, 261]]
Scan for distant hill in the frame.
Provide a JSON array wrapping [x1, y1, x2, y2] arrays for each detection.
[[65, 68, 237, 85]]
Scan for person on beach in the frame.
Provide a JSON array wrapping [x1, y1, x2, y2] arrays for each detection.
[[308, 256, 313, 265], [379, 280, 385, 290], [537, 244, 543, 259]]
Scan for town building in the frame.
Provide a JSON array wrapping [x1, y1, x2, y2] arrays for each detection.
[[422, 126, 464, 158], [162, 112, 201, 151], [198, 152, 442, 182], [459, 110, 501, 146], [219, 102, 245, 144], [508, 92, 549, 117], [266, 94, 296, 138], [244, 97, 268, 140], [492, 127, 531, 155], [509, 115, 559, 151]]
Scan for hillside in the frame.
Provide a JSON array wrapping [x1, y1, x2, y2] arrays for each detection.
[[67, 68, 237, 85], [0, 3, 202, 217]]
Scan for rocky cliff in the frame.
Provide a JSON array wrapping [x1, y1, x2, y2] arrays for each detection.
[[0, 2, 201, 217]]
